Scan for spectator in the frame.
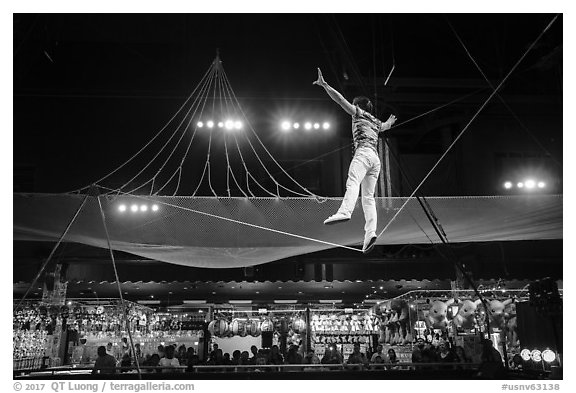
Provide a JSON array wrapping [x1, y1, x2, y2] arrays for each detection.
[[477, 338, 505, 378], [249, 345, 259, 364], [223, 352, 232, 365], [269, 345, 284, 365], [286, 345, 303, 364], [370, 344, 387, 363], [119, 353, 131, 373], [346, 343, 369, 369], [159, 344, 181, 373], [209, 343, 219, 362], [437, 339, 457, 363], [121, 337, 130, 356], [454, 346, 470, 363], [303, 350, 322, 371], [371, 355, 386, 370], [177, 345, 187, 363], [185, 350, 200, 372], [231, 350, 241, 365], [157, 345, 165, 359], [240, 351, 250, 365], [92, 346, 117, 375], [106, 342, 114, 357], [412, 337, 426, 363], [321, 345, 342, 365]]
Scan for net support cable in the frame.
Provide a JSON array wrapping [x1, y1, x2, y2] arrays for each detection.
[[95, 190, 142, 379], [66, 66, 214, 194], [445, 16, 562, 169], [97, 185, 363, 253], [375, 14, 558, 243], [121, 66, 217, 195], [14, 193, 90, 312]]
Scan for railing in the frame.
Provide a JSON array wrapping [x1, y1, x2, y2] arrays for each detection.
[[15, 362, 484, 377]]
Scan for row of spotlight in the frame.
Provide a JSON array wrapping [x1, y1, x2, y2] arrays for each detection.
[[196, 120, 243, 130], [118, 204, 160, 213], [503, 179, 546, 190], [280, 121, 330, 131], [520, 348, 557, 363]]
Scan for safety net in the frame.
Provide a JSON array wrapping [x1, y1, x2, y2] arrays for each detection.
[[13, 193, 562, 268]]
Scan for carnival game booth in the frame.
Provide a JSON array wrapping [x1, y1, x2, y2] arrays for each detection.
[[372, 282, 562, 368], [13, 299, 210, 372]]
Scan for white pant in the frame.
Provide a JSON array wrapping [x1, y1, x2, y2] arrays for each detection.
[[337, 147, 381, 236]]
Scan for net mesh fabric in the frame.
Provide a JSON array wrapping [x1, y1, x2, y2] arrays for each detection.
[[14, 193, 562, 268]]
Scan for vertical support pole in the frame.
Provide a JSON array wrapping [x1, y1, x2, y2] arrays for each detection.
[[95, 190, 142, 379]]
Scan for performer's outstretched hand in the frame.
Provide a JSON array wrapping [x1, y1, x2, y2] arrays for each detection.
[[313, 68, 326, 87], [386, 114, 397, 127]]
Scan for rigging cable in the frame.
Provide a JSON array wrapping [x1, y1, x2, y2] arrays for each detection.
[[375, 14, 559, 242]]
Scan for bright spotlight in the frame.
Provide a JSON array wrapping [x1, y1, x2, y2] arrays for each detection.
[[281, 121, 291, 131], [293, 122, 300, 129], [538, 181, 546, 188], [542, 349, 556, 363], [140, 205, 148, 212], [234, 120, 243, 130], [225, 120, 234, 130], [130, 205, 138, 213], [517, 182, 524, 188], [504, 181, 513, 189], [197, 121, 204, 128], [520, 349, 531, 362], [207, 120, 214, 128], [313, 123, 320, 129], [525, 180, 536, 189], [304, 122, 312, 130], [322, 122, 330, 130], [118, 205, 127, 212], [218, 121, 224, 128], [151, 204, 159, 212], [531, 349, 542, 362]]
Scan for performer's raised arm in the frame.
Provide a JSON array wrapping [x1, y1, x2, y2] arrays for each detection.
[[380, 114, 397, 133], [313, 68, 355, 116]]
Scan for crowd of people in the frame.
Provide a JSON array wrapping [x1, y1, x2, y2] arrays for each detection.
[[92, 337, 503, 375]]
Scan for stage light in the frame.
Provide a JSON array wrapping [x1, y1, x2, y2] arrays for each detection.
[[313, 123, 320, 129], [207, 120, 214, 128], [293, 122, 300, 129], [520, 349, 531, 362], [197, 121, 204, 128], [504, 181, 513, 189], [322, 122, 330, 130], [130, 205, 138, 213], [281, 121, 291, 131], [234, 120, 243, 129], [538, 181, 546, 188], [525, 179, 536, 189], [151, 204, 159, 212], [118, 205, 127, 212], [304, 122, 312, 130], [531, 349, 542, 362], [140, 205, 148, 212], [225, 120, 234, 130], [218, 121, 224, 128], [517, 182, 524, 188], [542, 349, 556, 363]]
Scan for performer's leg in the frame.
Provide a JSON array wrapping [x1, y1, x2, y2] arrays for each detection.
[[324, 152, 369, 225], [360, 154, 381, 252]]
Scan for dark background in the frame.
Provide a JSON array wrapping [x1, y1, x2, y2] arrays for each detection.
[[13, 14, 562, 196]]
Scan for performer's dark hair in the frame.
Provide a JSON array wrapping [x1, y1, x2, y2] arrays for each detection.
[[352, 96, 373, 114]]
